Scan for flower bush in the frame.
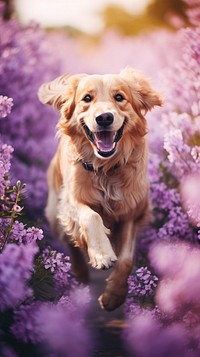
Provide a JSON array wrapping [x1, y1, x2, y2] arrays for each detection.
[[0, 68, 92, 357], [0, 136, 92, 356], [123, 1, 200, 355]]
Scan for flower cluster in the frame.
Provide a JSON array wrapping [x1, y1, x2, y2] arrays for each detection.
[[0, 10, 59, 217], [123, 3, 200, 355], [128, 267, 158, 299], [0, 141, 13, 197], [0, 95, 13, 118], [11, 288, 92, 357], [10, 221, 44, 244], [41, 247, 76, 291], [0, 242, 38, 311], [181, 174, 200, 238], [0, 147, 92, 355], [124, 242, 200, 356], [0, 101, 91, 355], [124, 307, 191, 357], [150, 242, 200, 317]]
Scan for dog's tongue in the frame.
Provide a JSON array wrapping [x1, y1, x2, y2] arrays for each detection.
[[94, 131, 116, 152]]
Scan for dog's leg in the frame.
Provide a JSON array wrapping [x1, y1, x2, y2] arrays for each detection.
[[46, 196, 90, 284], [78, 205, 117, 269], [58, 199, 117, 270], [67, 242, 89, 284], [99, 219, 138, 311]]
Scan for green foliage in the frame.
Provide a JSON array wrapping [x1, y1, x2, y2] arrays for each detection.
[[0, 180, 26, 252]]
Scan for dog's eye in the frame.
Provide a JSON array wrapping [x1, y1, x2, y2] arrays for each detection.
[[114, 93, 124, 102], [82, 94, 93, 103]]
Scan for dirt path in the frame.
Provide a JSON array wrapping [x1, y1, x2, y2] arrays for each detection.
[[87, 268, 131, 357]]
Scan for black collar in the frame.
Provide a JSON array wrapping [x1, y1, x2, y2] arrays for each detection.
[[81, 161, 96, 172], [80, 160, 120, 174]]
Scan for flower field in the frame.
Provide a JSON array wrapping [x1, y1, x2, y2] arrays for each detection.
[[0, 1, 200, 356]]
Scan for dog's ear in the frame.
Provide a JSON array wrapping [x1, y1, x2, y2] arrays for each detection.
[[120, 67, 163, 115], [38, 74, 70, 110], [38, 74, 85, 113]]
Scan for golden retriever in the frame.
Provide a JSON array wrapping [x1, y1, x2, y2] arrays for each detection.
[[38, 67, 162, 311]]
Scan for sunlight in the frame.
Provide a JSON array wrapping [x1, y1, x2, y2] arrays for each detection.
[[15, 0, 149, 33]]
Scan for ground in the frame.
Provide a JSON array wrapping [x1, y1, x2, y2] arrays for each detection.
[[88, 268, 131, 357]]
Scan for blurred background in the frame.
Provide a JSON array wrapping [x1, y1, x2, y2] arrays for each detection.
[[5, 0, 189, 37], [0, 0, 194, 219]]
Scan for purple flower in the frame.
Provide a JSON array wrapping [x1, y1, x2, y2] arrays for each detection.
[[10, 220, 26, 244], [124, 309, 192, 357], [25, 226, 44, 243], [12, 287, 92, 357], [149, 242, 200, 316], [40, 247, 76, 291], [0, 95, 13, 118], [13, 203, 22, 212], [38, 289, 92, 357], [0, 141, 13, 197], [41, 247, 71, 273], [11, 302, 43, 343], [1, 220, 44, 245], [0, 242, 38, 311], [181, 174, 200, 231], [128, 267, 158, 298], [164, 129, 199, 177]]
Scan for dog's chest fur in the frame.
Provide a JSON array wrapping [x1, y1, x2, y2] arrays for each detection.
[[74, 162, 148, 220]]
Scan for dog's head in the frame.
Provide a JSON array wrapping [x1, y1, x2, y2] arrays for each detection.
[[38, 67, 163, 160]]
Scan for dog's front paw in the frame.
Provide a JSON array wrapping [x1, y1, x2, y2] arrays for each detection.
[[98, 281, 128, 311], [88, 250, 117, 269]]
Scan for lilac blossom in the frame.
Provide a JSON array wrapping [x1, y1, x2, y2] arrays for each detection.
[[0, 141, 13, 197], [149, 242, 200, 316], [25, 226, 44, 243], [0, 219, 44, 245], [0, 95, 13, 118], [0, 217, 11, 245], [41, 247, 71, 274], [38, 289, 92, 357], [164, 129, 199, 177], [0, 14, 59, 215], [0, 242, 38, 311], [12, 287, 92, 357], [125, 21, 200, 357], [11, 302, 43, 343], [9, 220, 26, 244], [161, 27, 200, 114], [124, 242, 200, 356], [148, 180, 195, 243], [128, 267, 158, 298], [41, 247, 76, 291], [181, 174, 200, 239], [124, 308, 194, 357], [12, 203, 22, 212]]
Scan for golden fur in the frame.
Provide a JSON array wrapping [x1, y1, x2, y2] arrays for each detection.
[[38, 67, 162, 311]]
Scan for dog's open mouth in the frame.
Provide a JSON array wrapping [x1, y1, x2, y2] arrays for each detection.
[[81, 121, 126, 158]]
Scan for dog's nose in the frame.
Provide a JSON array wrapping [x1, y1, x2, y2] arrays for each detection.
[[96, 112, 114, 127]]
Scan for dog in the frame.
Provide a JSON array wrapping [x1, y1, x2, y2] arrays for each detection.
[[38, 67, 162, 311]]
